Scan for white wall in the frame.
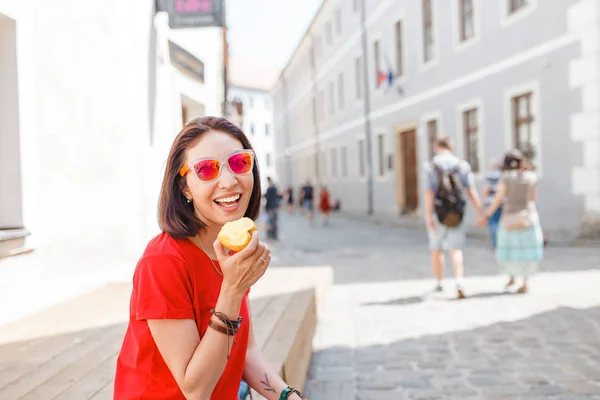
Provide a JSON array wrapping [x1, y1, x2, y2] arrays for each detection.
[[0, 13, 22, 229], [0, 1, 227, 325]]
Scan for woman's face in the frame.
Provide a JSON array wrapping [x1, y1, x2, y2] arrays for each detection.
[[183, 130, 254, 229]]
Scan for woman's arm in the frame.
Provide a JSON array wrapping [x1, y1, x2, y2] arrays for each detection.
[[484, 182, 506, 218], [148, 285, 245, 400], [243, 300, 304, 400], [531, 184, 538, 202], [481, 185, 490, 203]]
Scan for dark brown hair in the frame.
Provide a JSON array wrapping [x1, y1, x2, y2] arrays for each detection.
[[158, 116, 262, 239], [435, 136, 453, 150], [502, 149, 526, 171]]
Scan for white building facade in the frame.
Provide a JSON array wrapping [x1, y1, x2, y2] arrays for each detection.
[[272, 0, 600, 242], [0, 0, 225, 324]]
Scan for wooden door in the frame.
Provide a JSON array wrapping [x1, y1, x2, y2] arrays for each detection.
[[401, 129, 419, 212]]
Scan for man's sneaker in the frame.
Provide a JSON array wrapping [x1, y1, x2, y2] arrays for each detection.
[[457, 287, 467, 299], [433, 284, 443, 293]]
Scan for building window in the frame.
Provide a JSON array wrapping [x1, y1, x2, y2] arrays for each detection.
[[373, 39, 381, 88], [355, 56, 363, 99], [319, 90, 325, 121], [508, 0, 527, 14], [266, 153, 271, 167], [250, 122, 255, 135], [427, 119, 438, 159], [337, 73, 344, 110], [331, 148, 338, 177], [328, 81, 335, 115], [463, 108, 479, 173], [512, 92, 535, 161], [358, 139, 366, 177], [326, 21, 333, 45], [459, 0, 475, 41], [341, 146, 348, 177], [422, 0, 435, 62], [394, 20, 403, 78], [335, 8, 342, 34], [377, 134, 385, 177], [265, 123, 270, 136]]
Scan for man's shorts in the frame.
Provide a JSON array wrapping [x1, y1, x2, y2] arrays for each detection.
[[303, 199, 313, 212], [427, 219, 466, 251]]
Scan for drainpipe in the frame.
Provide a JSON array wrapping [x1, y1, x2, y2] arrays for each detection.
[[360, 0, 375, 215], [309, 32, 321, 186], [282, 76, 293, 187]]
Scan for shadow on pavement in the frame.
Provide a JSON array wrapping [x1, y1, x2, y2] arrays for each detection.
[[305, 306, 600, 399], [361, 296, 427, 307], [269, 214, 600, 285]]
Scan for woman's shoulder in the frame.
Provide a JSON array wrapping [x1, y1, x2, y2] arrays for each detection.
[[502, 170, 537, 183], [133, 233, 197, 284], [140, 232, 191, 264]]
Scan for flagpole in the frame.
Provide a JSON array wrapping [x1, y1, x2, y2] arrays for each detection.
[[360, 0, 374, 215]]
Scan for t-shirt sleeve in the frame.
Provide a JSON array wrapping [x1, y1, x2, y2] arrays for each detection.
[[425, 163, 438, 192], [134, 254, 195, 321], [459, 161, 475, 189]]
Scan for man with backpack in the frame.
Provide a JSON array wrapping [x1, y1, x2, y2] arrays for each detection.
[[424, 137, 484, 299]]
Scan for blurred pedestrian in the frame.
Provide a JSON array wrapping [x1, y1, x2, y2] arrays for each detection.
[[298, 186, 305, 214], [480, 149, 543, 293], [264, 176, 280, 240], [319, 185, 332, 226], [286, 187, 295, 214], [301, 179, 314, 225], [425, 137, 484, 299], [481, 159, 503, 248]]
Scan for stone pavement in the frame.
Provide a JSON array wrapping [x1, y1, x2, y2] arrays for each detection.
[[267, 212, 600, 400]]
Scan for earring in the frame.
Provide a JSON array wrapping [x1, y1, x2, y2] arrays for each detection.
[[186, 198, 192, 203]]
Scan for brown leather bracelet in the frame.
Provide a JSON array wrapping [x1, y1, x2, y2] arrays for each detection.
[[208, 319, 236, 336]]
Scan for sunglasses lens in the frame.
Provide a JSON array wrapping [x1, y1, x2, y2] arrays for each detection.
[[193, 160, 221, 181], [228, 152, 253, 175]]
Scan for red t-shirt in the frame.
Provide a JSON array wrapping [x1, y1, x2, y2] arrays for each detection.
[[114, 233, 250, 400]]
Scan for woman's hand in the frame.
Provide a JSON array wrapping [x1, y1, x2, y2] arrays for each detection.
[[213, 231, 270, 294]]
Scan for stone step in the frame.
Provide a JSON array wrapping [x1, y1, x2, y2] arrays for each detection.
[[0, 229, 32, 259]]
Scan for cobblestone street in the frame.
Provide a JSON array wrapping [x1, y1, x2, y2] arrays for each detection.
[[269, 212, 600, 400]]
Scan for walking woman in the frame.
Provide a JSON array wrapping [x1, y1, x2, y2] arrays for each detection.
[[286, 187, 295, 214], [481, 150, 543, 293], [319, 185, 331, 226], [114, 117, 305, 399]]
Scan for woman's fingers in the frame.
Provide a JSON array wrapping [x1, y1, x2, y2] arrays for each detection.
[[213, 238, 228, 260], [249, 241, 269, 265]]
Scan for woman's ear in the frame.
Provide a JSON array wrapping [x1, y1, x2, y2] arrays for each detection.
[[183, 184, 192, 202]]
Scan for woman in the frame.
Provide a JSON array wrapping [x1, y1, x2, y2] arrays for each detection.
[[114, 117, 305, 400], [286, 187, 295, 214], [319, 186, 331, 226], [481, 150, 543, 294]]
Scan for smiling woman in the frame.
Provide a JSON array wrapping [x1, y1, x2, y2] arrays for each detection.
[[113, 117, 305, 400]]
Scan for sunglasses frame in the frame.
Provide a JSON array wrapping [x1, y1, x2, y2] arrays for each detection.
[[179, 149, 255, 183]]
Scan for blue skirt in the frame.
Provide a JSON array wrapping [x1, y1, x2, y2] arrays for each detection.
[[495, 213, 543, 277]]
